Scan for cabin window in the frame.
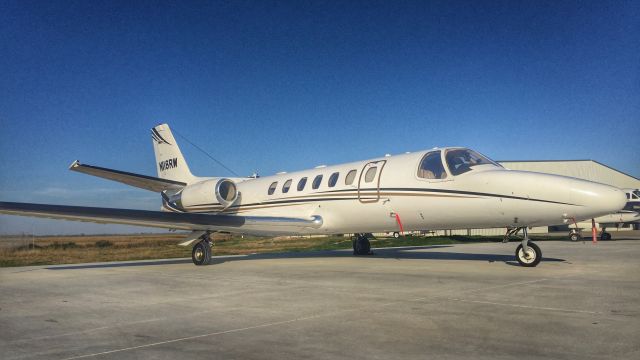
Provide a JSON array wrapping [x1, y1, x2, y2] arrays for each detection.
[[364, 167, 377, 182], [282, 179, 292, 193], [312, 175, 323, 189], [328, 172, 339, 187], [345, 169, 357, 185], [297, 177, 307, 191], [268, 182, 278, 195], [417, 151, 447, 179]]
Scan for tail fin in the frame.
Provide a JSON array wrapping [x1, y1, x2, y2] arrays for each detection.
[[152, 124, 195, 184]]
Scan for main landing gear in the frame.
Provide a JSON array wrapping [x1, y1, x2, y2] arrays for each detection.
[[505, 227, 542, 267], [191, 233, 212, 266], [352, 233, 373, 255], [568, 227, 611, 241], [569, 229, 582, 242]]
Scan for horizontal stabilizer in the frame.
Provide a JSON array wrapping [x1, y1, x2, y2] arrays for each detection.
[[69, 161, 186, 192], [0, 202, 323, 233]]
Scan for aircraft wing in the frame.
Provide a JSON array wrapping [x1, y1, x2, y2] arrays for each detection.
[[69, 161, 186, 192], [0, 202, 323, 233]]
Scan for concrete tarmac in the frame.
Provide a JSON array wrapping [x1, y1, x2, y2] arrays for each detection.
[[1, 237, 639, 359]]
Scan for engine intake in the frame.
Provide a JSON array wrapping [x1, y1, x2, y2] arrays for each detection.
[[214, 179, 238, 208]]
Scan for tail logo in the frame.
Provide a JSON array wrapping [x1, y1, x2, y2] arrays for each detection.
[[159, 158, 178, 171], [151, 128, 172, 145]]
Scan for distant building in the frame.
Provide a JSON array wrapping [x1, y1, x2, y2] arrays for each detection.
[[498, 160, 640, 190]]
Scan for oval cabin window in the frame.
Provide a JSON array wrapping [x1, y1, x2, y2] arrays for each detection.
[[297, 177, 307, 191], [345, 170, 357, 185], [364, 167, 377, 182], [328, 172, 339, 187], [312, 175, 323, 189], [282, 179, 292, 193]]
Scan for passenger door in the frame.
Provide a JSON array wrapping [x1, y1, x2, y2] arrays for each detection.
[[357, 160, 386, 203]]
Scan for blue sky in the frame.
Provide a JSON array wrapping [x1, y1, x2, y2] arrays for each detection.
[[1, 0, 639, 234]]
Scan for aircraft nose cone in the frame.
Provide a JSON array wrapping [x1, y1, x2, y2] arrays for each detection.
[[571, 181, 627, 217]]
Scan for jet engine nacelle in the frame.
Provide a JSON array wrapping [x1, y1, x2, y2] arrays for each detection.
[[168, 178, 238, 212]]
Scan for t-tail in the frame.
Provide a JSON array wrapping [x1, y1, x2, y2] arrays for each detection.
[[152, 124, 196, 184], [64, 124, 196, 194]]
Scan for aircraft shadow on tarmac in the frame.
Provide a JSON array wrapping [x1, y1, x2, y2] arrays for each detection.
[[46, 245, 565, 270]]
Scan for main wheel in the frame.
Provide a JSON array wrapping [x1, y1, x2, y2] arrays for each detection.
[[192, 241, 210, 266], [353, 236, 371, 255], [515, 242, 542, 267], [393, 232, 400, 239], [600, 232, 611, 240], [569, 232, 581, 242]]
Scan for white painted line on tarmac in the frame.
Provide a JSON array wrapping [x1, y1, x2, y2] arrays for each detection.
[[61, 311, 347, 360]]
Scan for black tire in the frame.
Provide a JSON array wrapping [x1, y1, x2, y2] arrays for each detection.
[[515, 242, 542, 267], [393, 232, 400, 239], [601, 232, 611, 241], [354, 236, 371, 255], [569, 233, 581, 242], [192, 242, 210, 266]]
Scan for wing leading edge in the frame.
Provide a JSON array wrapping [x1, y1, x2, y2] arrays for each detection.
[[0, 202, 323, 234]]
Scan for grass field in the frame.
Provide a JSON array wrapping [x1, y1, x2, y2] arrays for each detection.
[[0, 232, 564, 267]]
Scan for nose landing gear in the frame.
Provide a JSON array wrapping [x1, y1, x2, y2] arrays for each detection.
[[504, 227, 542, 267]]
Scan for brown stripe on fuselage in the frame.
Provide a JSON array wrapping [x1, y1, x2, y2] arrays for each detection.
[[171, 190, 477, 214]]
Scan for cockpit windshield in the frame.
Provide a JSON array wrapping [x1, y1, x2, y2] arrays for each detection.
[[445, 149, 500, 176], [632, 190, 640, 200]]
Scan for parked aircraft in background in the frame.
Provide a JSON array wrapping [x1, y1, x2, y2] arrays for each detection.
[[0, 124, 627, 267], [623, 188, 640, 212], [568, 189, 640, 241]]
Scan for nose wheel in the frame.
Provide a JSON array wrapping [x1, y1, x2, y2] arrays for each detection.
[[505, 227, 542, 267], [515, 242, 541, 267]]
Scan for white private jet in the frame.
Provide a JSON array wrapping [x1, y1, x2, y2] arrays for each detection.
[[0, 124, 627, 267]]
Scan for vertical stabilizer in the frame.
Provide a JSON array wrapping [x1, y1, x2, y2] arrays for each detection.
[[151, 124, 195, 184]]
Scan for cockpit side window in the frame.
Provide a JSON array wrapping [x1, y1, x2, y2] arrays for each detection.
[[417, 151, 447, 180], [445, 149, 499, 176]]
